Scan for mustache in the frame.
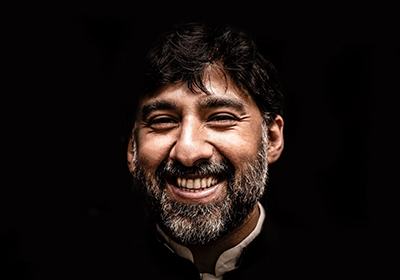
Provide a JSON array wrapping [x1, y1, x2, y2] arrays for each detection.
[[156, 159, 233, 178]]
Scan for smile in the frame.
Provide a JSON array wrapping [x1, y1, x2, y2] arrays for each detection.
[[176, 176, 219, 190], [166, 175, 225, 202]]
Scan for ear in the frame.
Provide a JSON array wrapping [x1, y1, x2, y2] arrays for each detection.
[[127, 131, 137, 174], [267, 115, 284, 164]]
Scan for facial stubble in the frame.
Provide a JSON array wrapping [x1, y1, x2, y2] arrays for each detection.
[[130, 124, 269, 245]]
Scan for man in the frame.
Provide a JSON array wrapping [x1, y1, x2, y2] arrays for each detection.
[[127, 22, 284, 279]]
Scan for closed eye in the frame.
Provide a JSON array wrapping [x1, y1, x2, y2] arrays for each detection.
[[207, 113, 239, 127], [146, 116, 179, 130]]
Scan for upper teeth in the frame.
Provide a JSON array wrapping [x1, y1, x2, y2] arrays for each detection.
[[176, 177, 218, 189]]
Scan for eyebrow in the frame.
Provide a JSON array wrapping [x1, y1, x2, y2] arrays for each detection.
[[141, 100, 178, 119], [199, 96, 245, 113]]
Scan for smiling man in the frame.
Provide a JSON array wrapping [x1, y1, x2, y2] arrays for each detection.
[[127, 22, 284, 279]]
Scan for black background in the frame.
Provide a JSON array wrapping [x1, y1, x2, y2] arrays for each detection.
[[3, 3, 399, 279]]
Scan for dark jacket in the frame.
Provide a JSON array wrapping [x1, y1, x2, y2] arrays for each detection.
[[13, 200, 371, 280], [112, 214, 330, 279]]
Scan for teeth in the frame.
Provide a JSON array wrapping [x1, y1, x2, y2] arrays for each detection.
[[176, 176, 219, 189], [201, 178, 207, 188], [194, 178, 201, 189]]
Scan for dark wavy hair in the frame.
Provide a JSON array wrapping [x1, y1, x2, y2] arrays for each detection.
[[132, 22, 284, 124]]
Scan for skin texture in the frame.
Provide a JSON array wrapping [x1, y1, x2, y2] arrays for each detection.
[[127, 69, 284, 273]]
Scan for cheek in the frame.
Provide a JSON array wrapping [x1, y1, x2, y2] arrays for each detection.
[[210, 128, 262, 164], [137, 133, 175, 169]]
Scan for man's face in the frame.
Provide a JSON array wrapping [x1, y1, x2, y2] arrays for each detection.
[[128, 72, 276, 245]]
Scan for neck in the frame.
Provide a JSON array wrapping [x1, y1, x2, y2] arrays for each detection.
[[188, 204, 260, 274]]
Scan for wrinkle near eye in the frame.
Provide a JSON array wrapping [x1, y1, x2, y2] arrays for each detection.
[[238, 115, 251, 121]]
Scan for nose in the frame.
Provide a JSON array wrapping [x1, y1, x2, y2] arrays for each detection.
[[169, 118, 213, 167]]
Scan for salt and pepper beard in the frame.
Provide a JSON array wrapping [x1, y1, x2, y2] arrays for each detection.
[[130, 123, 270, 245]]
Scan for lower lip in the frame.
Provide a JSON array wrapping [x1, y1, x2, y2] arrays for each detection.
[[167, 182, 224, 203]]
